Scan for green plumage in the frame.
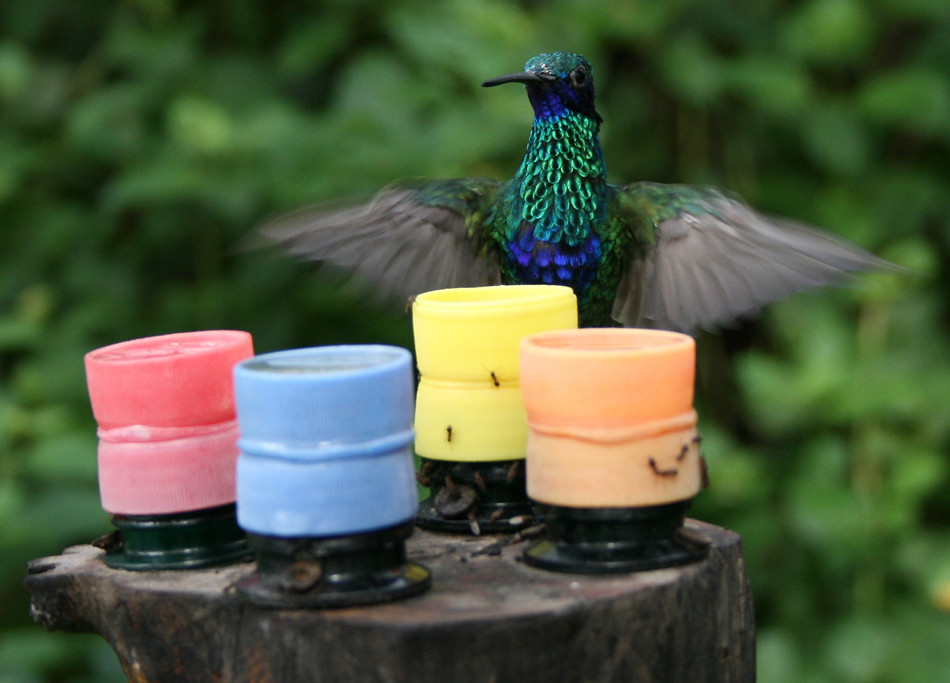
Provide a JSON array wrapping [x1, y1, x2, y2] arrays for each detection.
[[264, 52, 887, 332], [508, 110, 607, 245]]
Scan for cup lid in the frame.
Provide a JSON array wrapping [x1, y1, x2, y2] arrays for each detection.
[[85, 330, 253, 429], [234, 345, 414, 453], [520, 328, 695, 429]]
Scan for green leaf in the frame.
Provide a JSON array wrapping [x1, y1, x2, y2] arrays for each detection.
[[826, 617, 894, 681], [166, 95, 234, 155], [658, 35, 724, 106], [802, 104, 873, 176], [724, 58, 812, 117], [859, 67, 950, 137], [780, 0, 876, 66]]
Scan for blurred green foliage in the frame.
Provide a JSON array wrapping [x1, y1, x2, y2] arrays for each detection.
[[1, 1, 948, 681]]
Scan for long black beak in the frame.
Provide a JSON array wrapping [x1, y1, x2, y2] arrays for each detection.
[[481, 71, 545, 87]]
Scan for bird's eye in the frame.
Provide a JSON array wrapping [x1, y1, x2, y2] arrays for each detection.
[[570, 67, 588, 87]]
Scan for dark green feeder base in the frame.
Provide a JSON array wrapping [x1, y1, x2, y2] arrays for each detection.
[[524, 500, 708, 574], [415, 458, 534, 534], [236, 521, 430, 608], [104, 503, 250, 571]]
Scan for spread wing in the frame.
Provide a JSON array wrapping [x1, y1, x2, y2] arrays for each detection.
[[259, 178, 505, 304], [612, 182, 891, 333]]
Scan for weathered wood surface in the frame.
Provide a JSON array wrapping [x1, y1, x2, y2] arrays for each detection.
[[26, 520, 754, 683]]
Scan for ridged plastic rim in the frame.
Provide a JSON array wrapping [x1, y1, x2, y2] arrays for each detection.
[[414, 284, 576, 317], [85, 330, 253, 429], [97, 422, 240, 515], [520, 328, 695, 429], [412, 285, 577, 382], [233, 345, 414, 449], [413, 380, 528, 462], [236, 443, 418, 537]]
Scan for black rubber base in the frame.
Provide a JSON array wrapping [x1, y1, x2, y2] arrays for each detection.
[[236, 522, 431, 608], [415, 458, 534, 534], [523, 500, 708, 574], [104, 503, 250, 571]]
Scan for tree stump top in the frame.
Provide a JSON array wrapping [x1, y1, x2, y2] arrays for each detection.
[[27, 520, 754, 682]]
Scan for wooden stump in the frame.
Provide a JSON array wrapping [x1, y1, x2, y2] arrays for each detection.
[[26, 520, 754, 682]]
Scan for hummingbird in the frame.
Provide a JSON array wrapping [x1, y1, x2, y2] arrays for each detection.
[[263, 52, 887, 331]]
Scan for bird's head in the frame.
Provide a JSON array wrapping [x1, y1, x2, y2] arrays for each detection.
[[483, 52, 601, 126]]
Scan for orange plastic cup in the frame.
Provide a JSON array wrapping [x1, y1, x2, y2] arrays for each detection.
[[520, 328, 702, 507]]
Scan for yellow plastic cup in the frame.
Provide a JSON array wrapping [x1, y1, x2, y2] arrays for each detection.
[[520, 328, 702, 507], [413, 380, 527, 461], [412, 285, 577, 462], [413, 285, 578, 383]]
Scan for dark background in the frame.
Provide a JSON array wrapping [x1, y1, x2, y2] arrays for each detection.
[[1, 1, 949, 680]]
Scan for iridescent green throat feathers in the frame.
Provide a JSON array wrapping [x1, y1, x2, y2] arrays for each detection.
[[264, 51, 888, 331]]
